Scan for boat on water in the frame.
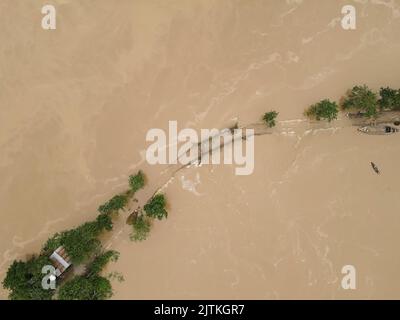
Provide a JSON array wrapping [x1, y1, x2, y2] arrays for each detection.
[[371, 162, 380, 174], [358, 123, 399, 135]]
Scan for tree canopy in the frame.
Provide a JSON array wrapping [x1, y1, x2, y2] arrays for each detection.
[[144, 194, 168, 220], [342, 85, 378, 118], [262, 111, 279, 128], [98, 194, 128, 215], [130, 213, 151, 242], [42, 214, 113, 264], [378, 87, 400, 111], [58, 250, 119, 300], [129, 170, 145, 193], [2, 255, 55, 300], [304, 99, 338, 122], [58, 274, 112, 300]]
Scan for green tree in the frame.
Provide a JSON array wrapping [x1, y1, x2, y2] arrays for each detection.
[[2, 255, 55, 300], [342, 85, 378, 118], [59, 222, 102, 264], [129, 170, 145, 193], [378, 87, 400, 110], [98, 194, 128, 215], [96, 213, 113, 231], [87, 250, 119, 276], [130, 214, 151, 242], [58, 275, 112, 300], [304, 99, 338, 122], [58, 250, 119, 300], [42, 215, 113, 264], [262, 110, 279, 128], [144, 194, 168, 220]]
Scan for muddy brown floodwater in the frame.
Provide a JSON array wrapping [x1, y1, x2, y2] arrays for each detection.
[[1, 0, 400, 299]]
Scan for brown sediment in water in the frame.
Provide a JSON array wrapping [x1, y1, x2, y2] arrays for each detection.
[[2, 0, 400, 300]]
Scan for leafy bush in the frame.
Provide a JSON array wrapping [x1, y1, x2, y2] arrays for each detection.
[[305, 99, 338, 122], [58, 275, 112, 300], [42, 215, 113, 264], [60, 221, 102, 264], [58, 250, 119, 300], [87, 251, 119, 276], [98, 194, 128, 215], [2, 255, 55, 300], [378, 87, 400, 110], [342, 85, 378, 118], [262, 111, 279, 128], [96, 213, 113, 231], [129, 171, 145, 193], [130, 214, 151, 242], [144, 194, 168, 220]]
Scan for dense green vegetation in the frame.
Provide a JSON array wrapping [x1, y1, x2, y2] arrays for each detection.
[[262, 110, 279, 128], [58, 274, 112, 300], [304, 99, 338, 122], [129, 170, 145, 193], [130, 213, 151, 242], [42, 214, 113, 264], [98, 194, 128, 215], [58, 250, 119, 300], [86, 250, 119, 276], [2, 213, 117, 300], [378, 87, 400, 111], [2, 171, 161, 300], [144, 194, 168, 220], [2, 255, 55, 300], [341, 85, 378, 118]]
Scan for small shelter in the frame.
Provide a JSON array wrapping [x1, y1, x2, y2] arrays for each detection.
[[49, 246, 72, 276]]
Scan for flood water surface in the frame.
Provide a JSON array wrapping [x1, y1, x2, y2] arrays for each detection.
[[1, 0, 400, 299]]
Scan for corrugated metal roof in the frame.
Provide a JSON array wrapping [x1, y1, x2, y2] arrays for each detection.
[[49, 246, 72, 276]]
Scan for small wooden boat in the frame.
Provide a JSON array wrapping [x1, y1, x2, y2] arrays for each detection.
[[358, 123, 399, 135], [371, 162, 380, 174]]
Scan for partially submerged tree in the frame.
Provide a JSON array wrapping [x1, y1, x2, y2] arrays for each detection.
[[144, 194, 168, 220], [304, 99, 338, 122], [96, 213, 113, 231], [262, 110, 279, 128], [130, 213, 151, 242], [58, 274, 112, 300], [86, 250, 119, 277], [129, 170, 145, 193], [2, 255, 55, 300], [378, 87, 400, 111], [58, 250, 119, 300], [341, 85, 378, 118], [42, 214, 113, 264], [98, 194, 128, 215]]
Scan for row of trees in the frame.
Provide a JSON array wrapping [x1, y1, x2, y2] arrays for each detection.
[[304, 85, 400, 122], [2, 170, 168, 300]]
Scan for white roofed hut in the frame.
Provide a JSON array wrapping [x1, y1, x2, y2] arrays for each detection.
[[49, 246, 72, 277]]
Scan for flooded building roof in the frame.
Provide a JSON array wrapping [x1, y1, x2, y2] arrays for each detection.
[[49, 246, 72, 276]]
